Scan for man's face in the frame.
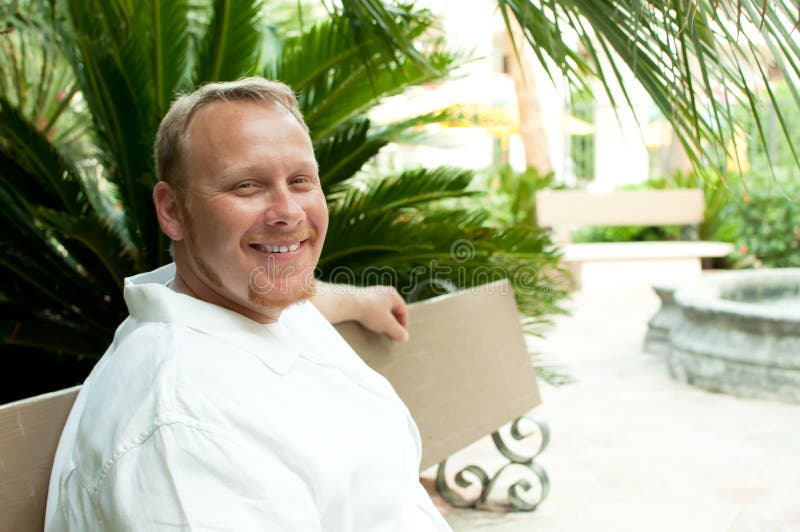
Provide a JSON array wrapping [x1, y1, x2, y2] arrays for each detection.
[[175, 100, 327, 319]]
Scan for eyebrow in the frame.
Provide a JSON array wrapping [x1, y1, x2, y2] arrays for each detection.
[[218, 161, 320, 181]]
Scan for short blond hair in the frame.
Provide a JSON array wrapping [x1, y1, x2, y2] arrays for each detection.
[[154, 77, 308, 190]]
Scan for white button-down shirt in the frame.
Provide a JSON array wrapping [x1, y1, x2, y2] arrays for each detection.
[[46, 264, 451, 531]]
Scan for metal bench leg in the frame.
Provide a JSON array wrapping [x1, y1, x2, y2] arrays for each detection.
[[434, 415, 550, 511]]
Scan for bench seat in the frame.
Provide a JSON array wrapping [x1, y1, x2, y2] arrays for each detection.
[[559, 241, 734, 289], [562, 241, 733, 262]]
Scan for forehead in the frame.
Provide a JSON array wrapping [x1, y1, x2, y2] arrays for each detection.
[[186, 99, 305, 141], [183, 100, 315, 175]]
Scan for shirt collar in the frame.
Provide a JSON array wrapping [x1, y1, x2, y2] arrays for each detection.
[[123, 263, 299, 375]]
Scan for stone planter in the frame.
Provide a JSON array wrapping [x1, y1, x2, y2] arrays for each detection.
[[668, 269, 800, 403], [644, 283, 683, 355]]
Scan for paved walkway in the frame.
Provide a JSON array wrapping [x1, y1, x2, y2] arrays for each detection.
[[426, 283, 800, 531]]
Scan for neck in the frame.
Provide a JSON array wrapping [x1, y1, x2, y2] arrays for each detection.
[[172, 261, 283, 325]]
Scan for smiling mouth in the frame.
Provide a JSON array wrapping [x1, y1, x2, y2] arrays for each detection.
[[249, 241, 303, 254]]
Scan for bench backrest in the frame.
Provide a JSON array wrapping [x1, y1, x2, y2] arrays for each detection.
[[0, 386, 79, 532], [535, 189, 705, 228], [338, 279, 540, 470]]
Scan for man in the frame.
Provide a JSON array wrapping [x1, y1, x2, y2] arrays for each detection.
[[46, 77, 451, 531]]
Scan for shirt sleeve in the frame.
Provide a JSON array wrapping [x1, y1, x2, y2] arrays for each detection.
[[90, 421, 321, 531]]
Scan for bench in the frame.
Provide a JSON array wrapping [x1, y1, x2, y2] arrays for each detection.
[[0, 280, 547, 525], [535, 189, 734, 289], [0, 386, 80, 532]]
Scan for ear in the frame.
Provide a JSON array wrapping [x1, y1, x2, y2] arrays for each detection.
[[153, 181, 186, 241]]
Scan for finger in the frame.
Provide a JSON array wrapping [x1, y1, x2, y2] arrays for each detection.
[[389, 291, 409, 330], [392, 301, 409, 330], [383, 315, 409, 343]]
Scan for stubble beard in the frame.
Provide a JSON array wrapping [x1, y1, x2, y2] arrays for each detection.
[[248, 271, 316, 310], [245, 231, 318, 310]]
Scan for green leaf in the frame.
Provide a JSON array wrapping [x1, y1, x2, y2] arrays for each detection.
[[195, 0, 265, 82], [271, 14, 457, 142], [0, 96, 86, 215], [150, 0, 193, 115]]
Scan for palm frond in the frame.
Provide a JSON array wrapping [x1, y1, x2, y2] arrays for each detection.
[[327, 167, 475, 224], [195, 0, 265, 82], [335, 0, 437, 76], [57, 0, 157, 262], [149, 0, 193, 115], [315, 110, 455, 190], [500, 0, 800, 175], [0, 96, 85, 215], [322, 167, 477, 267], [35, 207, 136, 287], [271, 14, 457, 142], [315, 118, 376, 189], [0, 156, 127, 314], [0, 16, 88, 152], [269, 14, 364, 90], [498, 0, 594, 90], [306, 51, 454, 140]]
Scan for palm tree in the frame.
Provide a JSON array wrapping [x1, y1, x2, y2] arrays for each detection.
[[0, 0, 566, 402]]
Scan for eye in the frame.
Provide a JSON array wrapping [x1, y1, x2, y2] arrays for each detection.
[[231, 181, 261, 195], [289, 175, 317, 188]]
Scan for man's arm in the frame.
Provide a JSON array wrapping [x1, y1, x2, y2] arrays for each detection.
[[90, 423, 321, 531], [312, 281, 409, 342]]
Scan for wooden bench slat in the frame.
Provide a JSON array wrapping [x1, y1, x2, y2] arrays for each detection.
[[0, 386, 79, 532], [536, 189, 706, 227]]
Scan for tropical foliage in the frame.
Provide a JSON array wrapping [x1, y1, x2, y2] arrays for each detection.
[[0, 0, 567, 402], [727, 174, 800, 268], [475, 165, 557, 229], [496, 0, 800, 177], [732, 83, 800, 180], [3, 0, 799, 403]]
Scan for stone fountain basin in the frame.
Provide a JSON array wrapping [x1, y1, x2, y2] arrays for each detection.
[[668, 269, 800, 403]]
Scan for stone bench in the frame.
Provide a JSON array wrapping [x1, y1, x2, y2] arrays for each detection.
[[535, 189, 734, 289]]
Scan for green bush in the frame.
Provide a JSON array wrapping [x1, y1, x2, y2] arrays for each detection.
[[730, 177, 800, 268], [475, 164, 557, 229], [572, 223, 683, 243]]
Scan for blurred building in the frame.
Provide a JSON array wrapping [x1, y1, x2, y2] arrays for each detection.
[[370, 0, 695, 191]]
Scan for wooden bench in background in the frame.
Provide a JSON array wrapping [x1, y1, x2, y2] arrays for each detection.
[[0, 280, 547, 526], [535, 189, 733, 290]]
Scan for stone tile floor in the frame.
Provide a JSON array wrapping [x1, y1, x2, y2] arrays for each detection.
[[422, 283, 800, 532]]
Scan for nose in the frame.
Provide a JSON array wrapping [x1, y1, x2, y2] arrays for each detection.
[[264, 186, 305, 227]]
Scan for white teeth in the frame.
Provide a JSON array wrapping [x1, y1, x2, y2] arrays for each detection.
[[254, 242, 301, 253]]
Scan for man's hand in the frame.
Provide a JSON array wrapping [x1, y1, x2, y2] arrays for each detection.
[[352, 285, 409, 343], [312, 282, 409, 342]]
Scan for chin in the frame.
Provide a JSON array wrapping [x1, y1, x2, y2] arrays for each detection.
[[248, 275, 316, 310]]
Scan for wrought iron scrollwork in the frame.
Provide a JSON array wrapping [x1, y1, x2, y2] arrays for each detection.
[[435, 415, 550, 511]]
